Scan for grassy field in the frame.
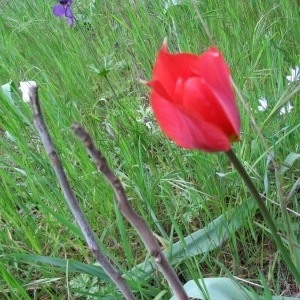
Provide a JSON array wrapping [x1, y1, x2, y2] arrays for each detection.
[[0, 0, 299, 299]]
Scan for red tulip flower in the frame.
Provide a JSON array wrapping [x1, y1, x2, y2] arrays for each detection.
[[145, 40, 240, 152]]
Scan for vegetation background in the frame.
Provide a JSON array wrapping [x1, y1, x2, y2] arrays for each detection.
[[0, 0, 299, 299]]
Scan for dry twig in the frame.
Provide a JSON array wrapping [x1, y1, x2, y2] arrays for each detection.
[[73, 123, 189, 300], [27, 83, 135, 300]]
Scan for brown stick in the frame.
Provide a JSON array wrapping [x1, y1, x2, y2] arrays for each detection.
[[73, 123, 190, 300], [26, 83, 135, 300]]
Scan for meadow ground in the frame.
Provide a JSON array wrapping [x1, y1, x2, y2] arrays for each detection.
[[0, 0, 299, 299]]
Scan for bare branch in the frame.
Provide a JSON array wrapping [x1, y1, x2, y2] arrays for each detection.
[[27, 83, 135, 300], [73, 123, 189, 300]]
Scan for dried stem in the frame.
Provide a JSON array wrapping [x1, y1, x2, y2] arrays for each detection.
[[28, 84, 135, 300], [73, 123, 189, 300]]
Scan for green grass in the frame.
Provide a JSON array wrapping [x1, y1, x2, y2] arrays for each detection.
[[0, 0, 299, 299]]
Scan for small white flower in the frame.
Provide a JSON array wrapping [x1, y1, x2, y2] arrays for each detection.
[[258, 97, 268, 111], [280, 102, 294, 115], [19, 81, 37, 103], [286, 66, 300, 84]]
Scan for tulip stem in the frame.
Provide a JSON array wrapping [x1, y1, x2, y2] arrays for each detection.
[[28, 84, 136, 300], [73, 123, 190, 300], [225, 149, 300, 285]]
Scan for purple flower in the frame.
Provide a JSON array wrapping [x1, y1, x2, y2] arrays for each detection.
[[53, 0, 75, 27]]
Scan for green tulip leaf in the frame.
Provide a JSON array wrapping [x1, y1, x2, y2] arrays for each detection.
[[169, 278, 255, 300], [128, 199, 256, 279], [169, 278, 300, 300]]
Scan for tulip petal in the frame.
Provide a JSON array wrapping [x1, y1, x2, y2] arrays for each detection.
[[147, 79, 172, 102], [147, 42, 240, 152], [151, 91, 231, 152], [192, 48, 240, 135], [181, 77, 239, 141], [150, 42, 198, 101]]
